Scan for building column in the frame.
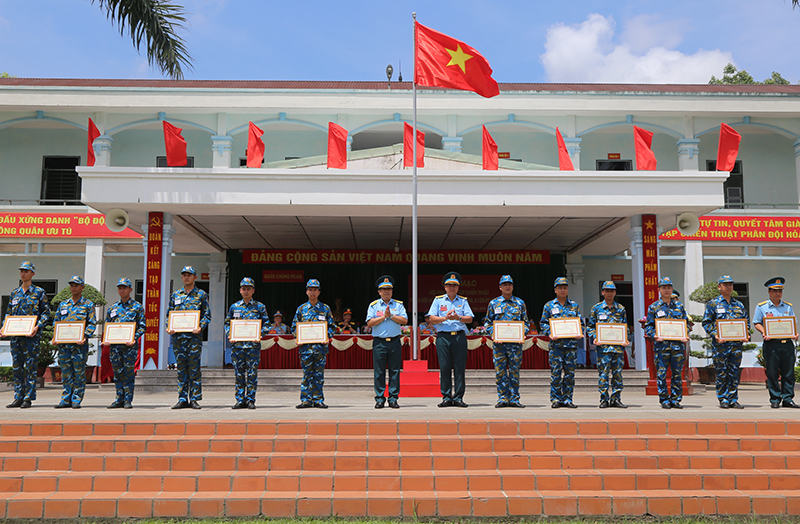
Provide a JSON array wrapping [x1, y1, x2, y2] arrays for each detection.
[[211, 136, 233, 168], [93, 135, 113, 167], [627, 217, 647, 370], [564, 138, 582, 170], [684, 240, 705, 359], [677, 139, 701, 171], [794, 139, 800, 202], [84, 238, 105, 367], [204, 253, 228, 368]]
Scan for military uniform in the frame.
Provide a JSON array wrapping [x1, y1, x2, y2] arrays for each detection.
[[367, 276, 407, 406], [292, 279, 335, 407], [225, 278, 269, 407], [54, 276, 97, 408], [701, 276, 750, 407], [540, 277, 582, 406], [337, 309, 359, 334], [269, 311, 289, 334], [167, 267, 211, 405], [484, 275, 529, 406], [753, 277, 798, 407], [3, 261, 49, 406], [587, 282, 628, 406], [105, 278, 146, 407], [644, 277, 688, 408]]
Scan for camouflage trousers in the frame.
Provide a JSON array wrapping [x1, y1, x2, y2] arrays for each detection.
[[597, 347, 624, 403], [655, 348, 685, 404], [549, 346, 577, 403], [109, 344, 137, 404], [11, 336, 39, 401], [58, 343, 89, 405], [712, 344, 742, 404], [173, 335, 202, 402], [232, 343, 260, 404], [299, 344, 327, 403], [493, 342, 522, 403]]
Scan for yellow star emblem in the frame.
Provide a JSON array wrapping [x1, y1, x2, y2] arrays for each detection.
[[643, 220, 654, 229], [446, 44, 473, 73]]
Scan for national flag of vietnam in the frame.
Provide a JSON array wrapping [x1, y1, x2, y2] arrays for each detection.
[[414, 21, 499, 98]]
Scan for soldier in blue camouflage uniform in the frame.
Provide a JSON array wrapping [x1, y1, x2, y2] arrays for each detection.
[[3, 261, 50, 409], [484, 275, 529, 408], [540, 277, 583, 408], [292, 279, 335, 408], [225, 277, 269, 410], [587, 281, 629, 408], [167, 266, 211, 410], [105, 278, 146, 409], [52, 276, 96, 409], [645, 277, 690, 409]]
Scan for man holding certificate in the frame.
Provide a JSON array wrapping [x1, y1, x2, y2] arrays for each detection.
[[540, 276, 583, 409], [427, 272, 474, 408], [104, 278, 146, 409], [753, 277, 799, 408], [701, 275, 750, 409], [587, 281, 628, 409], [2, 261, 50, 409], [484, 275, 528, 408], [645, 277, 689, 409], [365, 275, 408, 409], [52, 276, 96, 409], [167, 266, 211, 410], [292, 279, 336, 409], [224, 277, 269, 410]]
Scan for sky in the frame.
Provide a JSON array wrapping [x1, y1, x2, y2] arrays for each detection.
[[1, 0, 799, 84]]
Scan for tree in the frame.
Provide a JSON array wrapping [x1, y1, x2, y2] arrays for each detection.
[[0, 72, 13, 78], [91, 0, 193, 80], [709, 63, 789, 85]]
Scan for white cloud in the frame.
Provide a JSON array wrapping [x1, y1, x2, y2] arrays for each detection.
[[540, 14, 733, 84]]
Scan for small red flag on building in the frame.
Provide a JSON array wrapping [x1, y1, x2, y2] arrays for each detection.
[[556, 127, 574, 171], [327, 122, 348, 169], [87, 118, 100, 167], [414, 21, 499, 98], [246, 122, 265, 168], [633, 126, 657, 171], [482, 125, 498, 170], [403, 122, 425, 168], [716, 122, 741, 172], [162, 121, 187, 167]]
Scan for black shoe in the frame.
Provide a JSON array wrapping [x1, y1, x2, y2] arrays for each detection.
[[610, 400, 627, 409], [55, 402, 71, 409], [315, 402, 328, 409], [108, 402, 124, 409], [375, 400, 385, 409], [438, 399, 453, 408], [783, 400, 800, 408], [671, 402, 683, 409], [247, 401, 255, 409], [562, 401, 577, 408], [232, 402, 246, 410], [599, 400, 609, 409], [72, 403, 81, 409], [296, 402, 313, 409], [551, 401, 561, 409], [495, 401, 508, 408], [6, 399, 23, 408], [719, 401, 730, 409], [388, 400, 399, 409], [172, 400, 189, 409], [123, 402, 132, 409], [729, 401, 743, 409], [508, 401, 525, 408], [771, 401, 781, 409], [661, 402, 671, 409], [189, 400, 201, 409], [20, 400, 31, 409], [452, 400, 468, 408]]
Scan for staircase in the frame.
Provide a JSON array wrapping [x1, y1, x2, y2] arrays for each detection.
[[1, 419, 798, 517]]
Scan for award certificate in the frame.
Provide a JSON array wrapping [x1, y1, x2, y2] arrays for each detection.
[[550, 317, 582, 339], [230, 319, 262, 342], [716, 319, 748, 342], [492, 321, 525, 343], [54, 321, 86, 344], [655, 319, 687, 341], [1, 316, 37, 337], [296, 321, 329, 345], [596, 323, 628, 346], [764, 316, 797, 339], [169, 310, 201, 332], [103, 322, 136, 345]]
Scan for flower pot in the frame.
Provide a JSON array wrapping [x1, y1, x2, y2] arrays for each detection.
[[50, 367, 62, 383]]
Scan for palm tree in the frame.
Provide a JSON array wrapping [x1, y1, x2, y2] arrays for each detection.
[[92, 0, 193, 80]]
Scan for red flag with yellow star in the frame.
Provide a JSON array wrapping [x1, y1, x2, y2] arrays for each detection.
[[414, 21, 499, 98]]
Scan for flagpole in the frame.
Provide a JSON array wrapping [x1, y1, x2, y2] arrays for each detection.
[[411, 12, 419, 361]]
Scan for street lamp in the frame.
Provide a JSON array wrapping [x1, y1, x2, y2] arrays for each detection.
[[386, 64, 393, 90]]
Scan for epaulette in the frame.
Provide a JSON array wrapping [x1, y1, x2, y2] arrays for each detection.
[[458, 295, 468, 300], [395, 300, 403, 304], [370, 299, 381, 307], [435, 294, 445, 299], [786, 301, 793, 306], [758, 300, 769, 306]]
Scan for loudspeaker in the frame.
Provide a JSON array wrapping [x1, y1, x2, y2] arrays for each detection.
[[105, 208, 129, 232], [676, 212, 700, 236]]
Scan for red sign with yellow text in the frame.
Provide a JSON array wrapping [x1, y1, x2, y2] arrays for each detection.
[[244, 249, 549, 265], [642, 215, 659, 306], [0, 213, 140, 238], [143, 213, 163, 368], [262, 270, 305, 283], [660, 216, 800, 242]]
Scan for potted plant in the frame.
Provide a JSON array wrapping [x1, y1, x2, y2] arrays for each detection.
[[50, 283, 107, 383]]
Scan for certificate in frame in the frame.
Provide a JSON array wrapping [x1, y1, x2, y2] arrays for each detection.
[[550, 317, 582, 339], [1, 315, 37, 337], [596, 323, 628, 346], [764, 316, 797, 339], [54, 321, 86, 344], [655, 319, 688, 341], [296, 321, 329, 345], [492, 321, 525, 343], [230, 319, 262, 343], [102, 322, 136, 345], [716, 319, 748, 342], [169, 310, 201, 333]]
